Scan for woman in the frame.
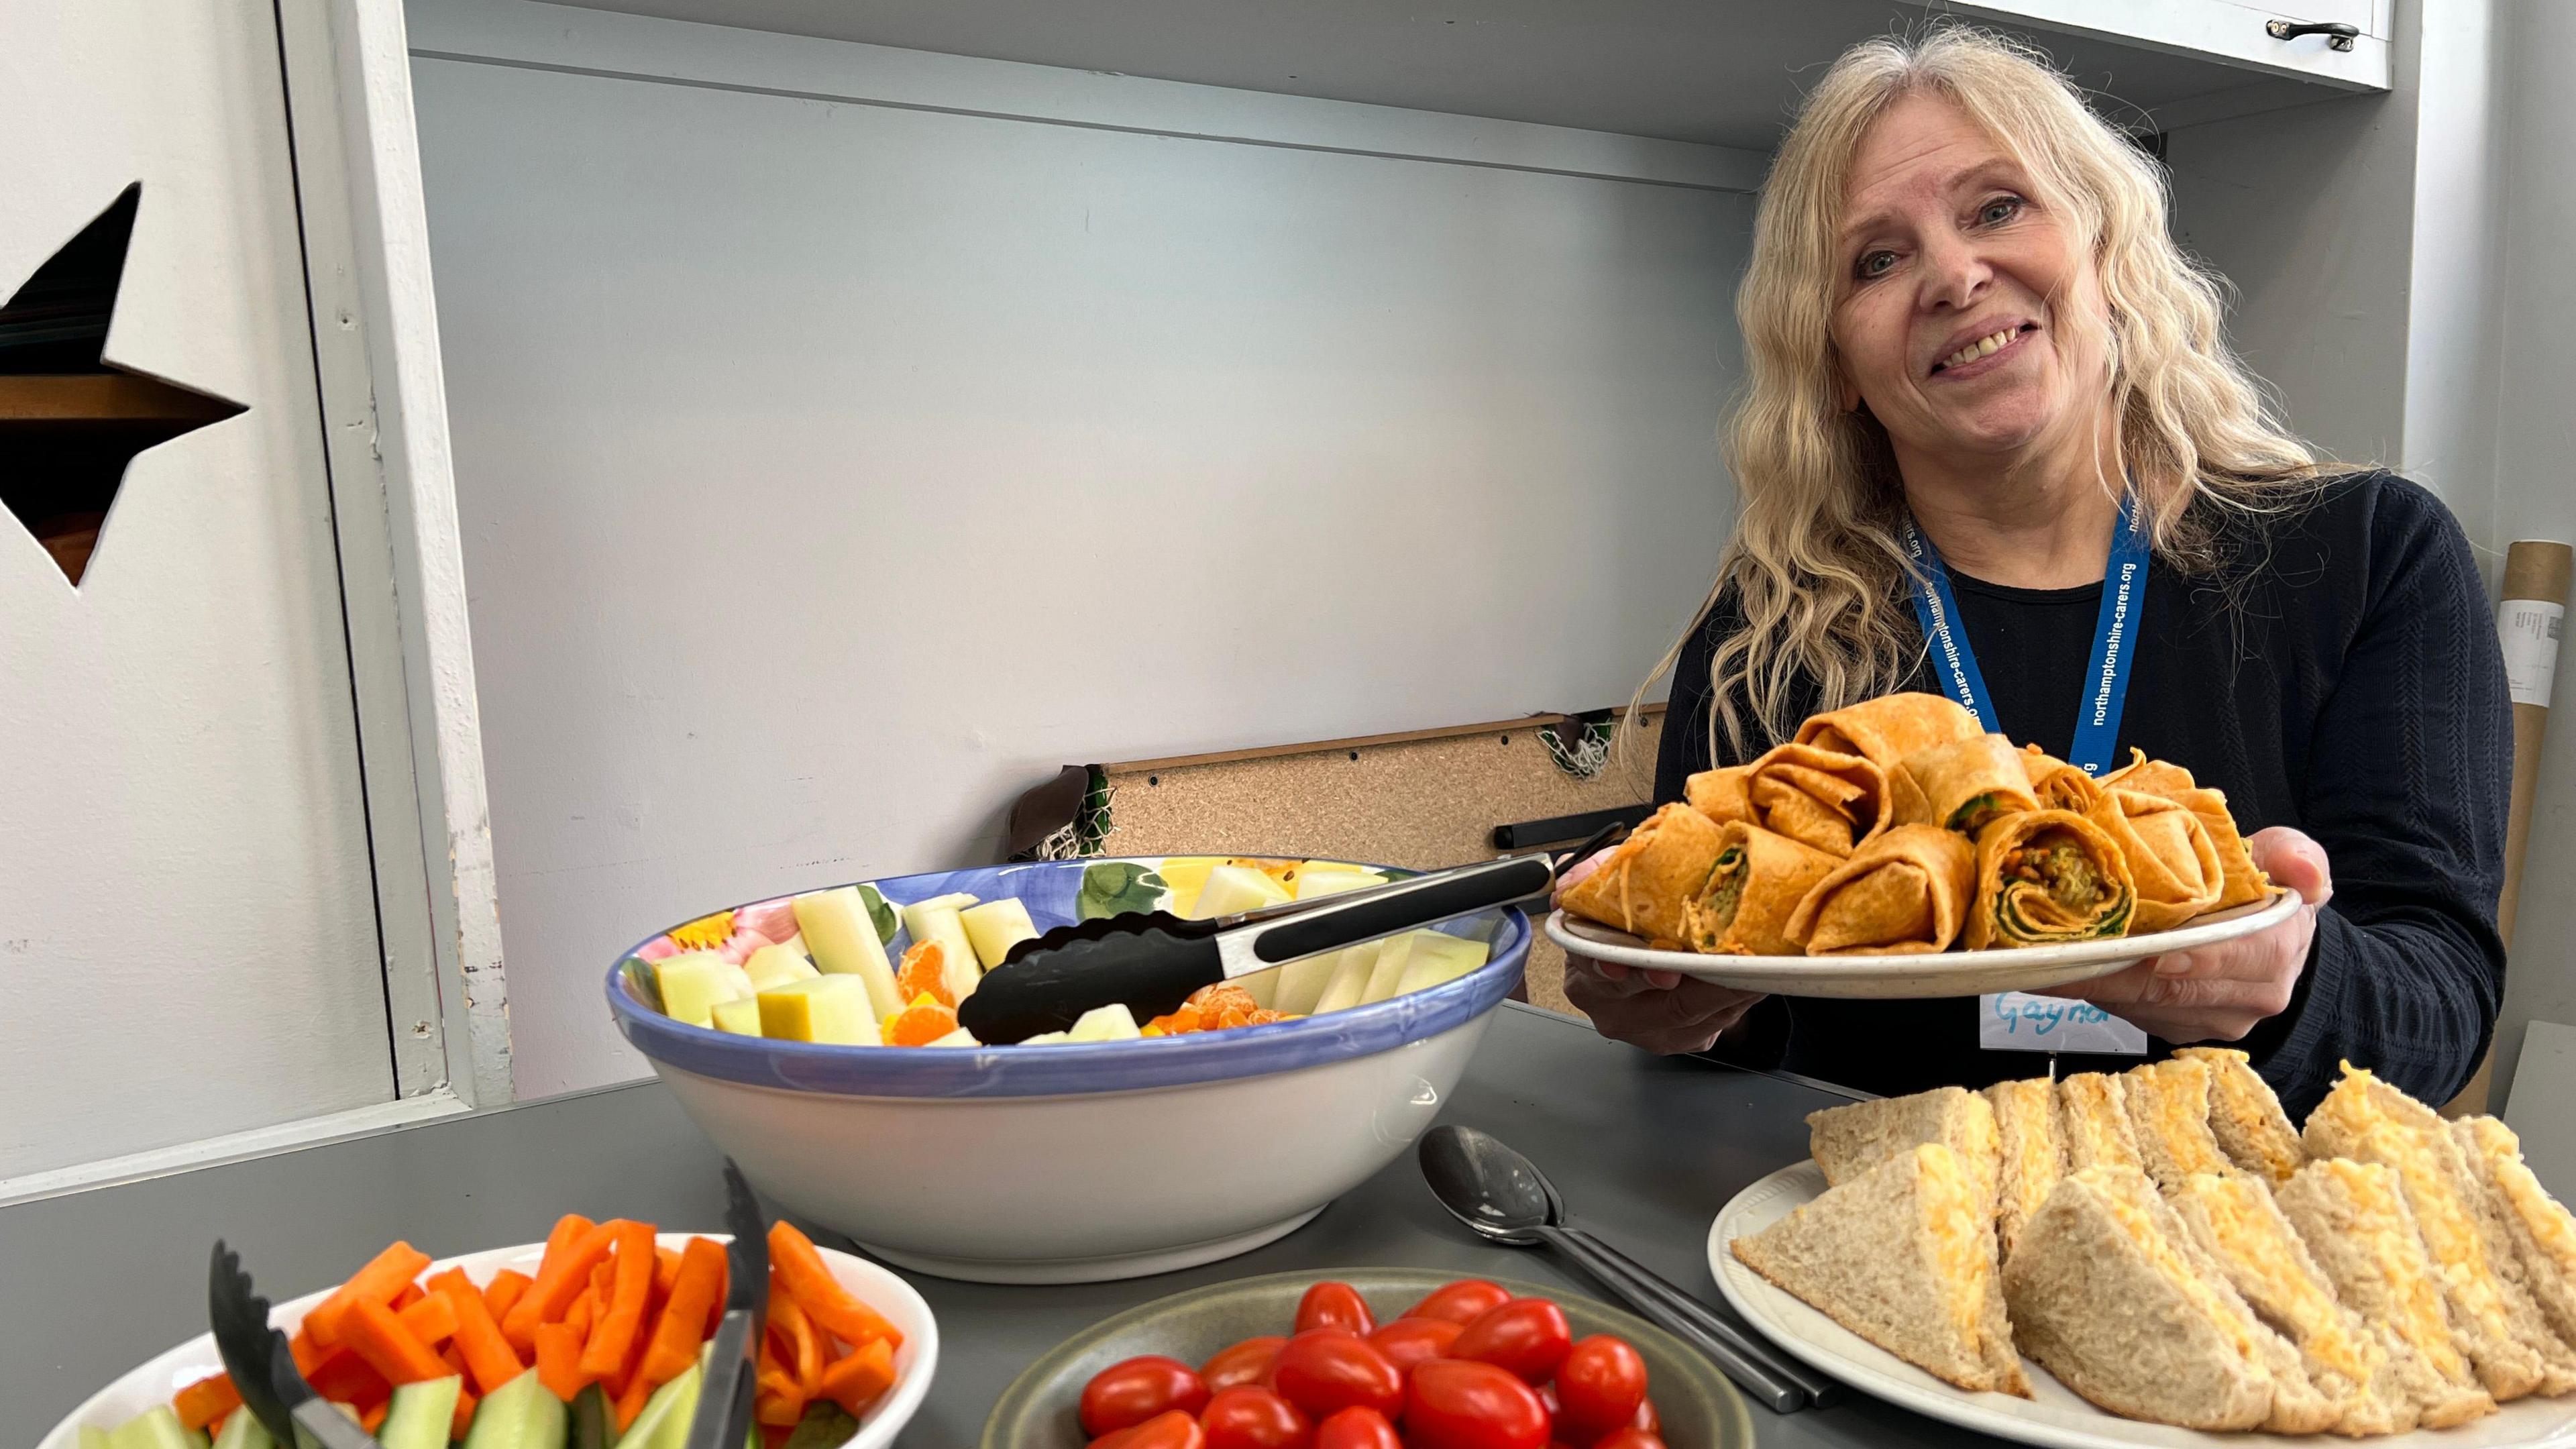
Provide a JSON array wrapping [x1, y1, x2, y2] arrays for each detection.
[[1563, 29, 2510, 1116]]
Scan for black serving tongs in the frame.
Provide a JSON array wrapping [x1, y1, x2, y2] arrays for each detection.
[[957, 822, 1626, 1044], [209, 1242, 385, 1449]]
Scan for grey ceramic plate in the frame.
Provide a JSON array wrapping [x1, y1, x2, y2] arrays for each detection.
[[983, 1267, 1754, 1449]]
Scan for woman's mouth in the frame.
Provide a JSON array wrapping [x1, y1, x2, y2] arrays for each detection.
[[1931, 323, 2038, 377]]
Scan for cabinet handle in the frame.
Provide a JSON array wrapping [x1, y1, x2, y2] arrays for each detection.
[[2266, 18, 2360, 52]]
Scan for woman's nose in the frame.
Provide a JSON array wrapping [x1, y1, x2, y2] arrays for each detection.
[[1917, 232, 1992, 313]]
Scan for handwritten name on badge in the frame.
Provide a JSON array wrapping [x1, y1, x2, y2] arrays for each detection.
[[1978, 991, 2148, 1054]]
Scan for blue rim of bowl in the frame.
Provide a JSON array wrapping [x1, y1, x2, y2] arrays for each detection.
[[602, 859, 1532, 1099]]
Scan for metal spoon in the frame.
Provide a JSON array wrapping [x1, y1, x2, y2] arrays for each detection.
[[1417, 1124, 1836, 1413]]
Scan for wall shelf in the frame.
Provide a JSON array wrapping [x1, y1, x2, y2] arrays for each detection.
[[0, 372, 244, 430]]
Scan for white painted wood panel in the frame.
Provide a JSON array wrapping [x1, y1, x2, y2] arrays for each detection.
[[0, 1, 394, 1175], [411, 40, 1747, 1095]]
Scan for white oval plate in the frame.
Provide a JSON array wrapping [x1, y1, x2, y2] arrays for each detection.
[[1709, 1162, 2576, 1449], [38, 1234, 937, 1449], [1546, 889, 2298, 998]]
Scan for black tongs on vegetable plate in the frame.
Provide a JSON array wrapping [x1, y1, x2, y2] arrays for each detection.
[[958, 822, 1625, 1044]]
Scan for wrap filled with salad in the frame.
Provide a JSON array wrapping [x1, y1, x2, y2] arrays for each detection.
[[2086, 787, 2226, 932], [1557, 801, 1731, 948], [2101, 750, 2269, 911], [2019, 746, 2107, 814], [1683, 822, 1843, 955], [1794, 691, 1982, 771], [1901, 733, 2041, 833], [1964, 809, 2137, 949]]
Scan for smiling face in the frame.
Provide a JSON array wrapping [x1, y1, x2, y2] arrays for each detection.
[[1829, 91, 2112, 472]]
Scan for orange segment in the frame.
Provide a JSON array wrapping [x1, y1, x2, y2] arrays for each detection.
[[881, 996, 959, 1046], [895, 941, 953, 1008]]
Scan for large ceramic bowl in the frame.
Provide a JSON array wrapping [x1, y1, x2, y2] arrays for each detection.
[[39, 1234, 936, 1449], [608, 857, 1530, 1285]]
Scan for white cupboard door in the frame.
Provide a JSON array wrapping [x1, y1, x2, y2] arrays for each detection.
[[0, 0, 394, 1177], [1949, 0, 2392, 91]]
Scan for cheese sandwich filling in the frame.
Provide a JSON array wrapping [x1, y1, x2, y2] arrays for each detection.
[[2061, 1075, 2145, 1172], [2131, 1061, 2235, 1178], [2180, 1174, 2377, 1383], [2314, 1087, 2518, 1328], [1917, 1144, 2002, 1354], [2074, 1168, 2267, 1370], [2318, 1158, 2479, 1384]]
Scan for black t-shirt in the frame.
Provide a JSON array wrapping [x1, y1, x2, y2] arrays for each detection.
[[1650, 474, 2510, 1116]]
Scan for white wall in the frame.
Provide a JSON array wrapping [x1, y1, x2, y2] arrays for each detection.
[[2479, 0, 2576, 1111], [409, 0, 1750, 1095]]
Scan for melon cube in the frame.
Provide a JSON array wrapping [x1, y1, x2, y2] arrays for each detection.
[[743, 943, 820, 992], [756, 976, 876, 1044], [959, 898, 1039, 969], [656, 952, 754, 1028], [710, 997, 764, 1036]]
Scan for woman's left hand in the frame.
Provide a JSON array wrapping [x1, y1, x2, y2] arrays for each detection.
[[2051, 827, 2332, 1044]]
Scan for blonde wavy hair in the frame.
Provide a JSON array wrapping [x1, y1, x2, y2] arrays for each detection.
[[1634, 25, 2319, 766]]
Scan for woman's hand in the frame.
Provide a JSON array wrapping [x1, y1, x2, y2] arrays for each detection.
[[2051, 827, 2331, 1043], [1554, 847, 1769, 1053]]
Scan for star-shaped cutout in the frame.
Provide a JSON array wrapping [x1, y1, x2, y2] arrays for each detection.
[[1, 184, 246, 586]]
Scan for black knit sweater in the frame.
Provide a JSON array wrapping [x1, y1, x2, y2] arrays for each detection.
[[1651, 473, 2510, 1116]]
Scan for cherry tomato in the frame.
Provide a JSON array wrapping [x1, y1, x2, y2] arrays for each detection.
[[1536, 1383, 1560, 1417], [1366, 1316, 1462, 1376], [1097, 1410, 1209, 1449], [1269, 1330, 1404, 1420], [1199, 1387, 1313, 1449], [1404, 1359, 1551, 1449], [1295, 1281, 1377, 1336], [1588, 1431, 1664, 1449], [1082, 1357, 1212, 1438], [1406, 1279, 1514, 1326], [1203, 1336, 1289, 1392], [1311, 1406, 1401, 1449], [1631, 1399, 1660, 1435], [1452, 1299, 1573, 1383], [1552, 1336, 1648, 1441]]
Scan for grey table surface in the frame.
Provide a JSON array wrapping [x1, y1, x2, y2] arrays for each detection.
[[5, 1003, 1995, 1447]]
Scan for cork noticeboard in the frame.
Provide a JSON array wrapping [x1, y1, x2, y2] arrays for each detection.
[[1061, 708, 1662, 1016]]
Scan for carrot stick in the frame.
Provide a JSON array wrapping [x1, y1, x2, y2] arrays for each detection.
[[343, 1297, 453, 1385], [653, 1246, 682, 1299], [305, 1346, 392, 1409], [767, 1222, 902, 1350], [392, 1283, 426, 1313], [765, 1275, 822, 1392], [451, 1387, 478, 1442], [483, 1269, 533, 1324], [305, 1241, 433, 1348], [816, 1338, 896, 1416], [564, 1291, 596, 1339], [612, 1369, 657, 1433], [174, 1373, 241, 1430], [431, 1269, 526, 1395], [533, 1322, 591, 1401], [755, 1357, 808, 1426], [398, 1290, 460, 1348], [502, 1220, 619, 1350], [638, 1237, 727, 1384], [360, 1403, 390, 1434]]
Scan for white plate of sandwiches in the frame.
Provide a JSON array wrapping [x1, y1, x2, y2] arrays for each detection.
[[1709, 1049, 2576, 1448], [1549, 691, 2300, 998]]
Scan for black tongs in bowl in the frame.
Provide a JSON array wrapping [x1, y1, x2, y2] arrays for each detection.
[[957, 823, 1625, 1044]]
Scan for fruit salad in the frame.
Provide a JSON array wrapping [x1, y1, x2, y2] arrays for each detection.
[[623, 857, 1498, 1049]]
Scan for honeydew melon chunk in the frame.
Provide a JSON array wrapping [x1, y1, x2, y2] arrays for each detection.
[[1397, 932, 1491, 995], [1359, 934, 1422, 1004], [1311, 943, 1382, 1015], [1236, 964, 1281, 1009], [1191, 865, 1293, 920], [1019, 1030, 1072, 1045], [959, 898, 1039, 968], [107, 1408, 205, 1449], [1294, 865, 1385, 900], [710, 996, 764, 1035], [756, 975, 876, 1044], [900, 898, 983, 1001], [1066, 1003, 1142, 1042], [1269, 949, 1346, 1016], [1157, 857, 1225, 917], [928, 1026, 980, 1046], [653, 953, 753, 1028], [794, 887, 903, 1020], [743, 943, 820, 992]]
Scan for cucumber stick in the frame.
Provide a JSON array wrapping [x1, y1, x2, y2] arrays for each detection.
[[380, 1377, 462, 1449], [464, 1368, 566, 1449], [107, 1407, 206, 1449], [209, 1408, 276, 1449], [615, 1366, 699, 1449], [80, 1428, 113, 1449]]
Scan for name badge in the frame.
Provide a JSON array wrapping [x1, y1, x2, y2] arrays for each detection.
[[1978, 991, 2148, 1055]]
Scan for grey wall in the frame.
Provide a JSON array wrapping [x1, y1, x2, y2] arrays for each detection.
[[411, 3, 1750, 1095]]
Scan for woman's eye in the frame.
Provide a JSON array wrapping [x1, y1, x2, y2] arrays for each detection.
[[1978, 196, 2023, 226], [1856, 250, 1898, 279]]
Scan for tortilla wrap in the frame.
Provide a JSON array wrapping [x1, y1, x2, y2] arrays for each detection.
[[2086, 787, 2226, 932], [1964, 810, 2137, 949], [1558, 801, 1731, 947], [1741, 743, 1890, 855], [1786, 823, 1977, 955], [1684, 765, 1755, 826], [2019, 746, 2108, 814], [2098, 750, 2269, 910], [1794, 692, 1982, 771], [1903, 733, 2041, 833], [1684, 822, 1843, 956]]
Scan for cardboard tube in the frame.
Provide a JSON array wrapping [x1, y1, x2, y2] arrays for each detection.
[[2449, 540, 2571, 1116]]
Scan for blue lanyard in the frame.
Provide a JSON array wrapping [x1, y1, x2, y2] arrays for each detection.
[[1900, 494, 2149, 777]]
